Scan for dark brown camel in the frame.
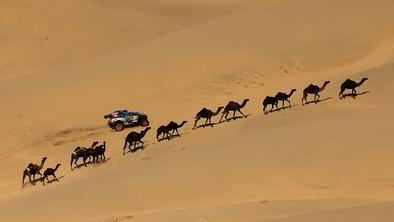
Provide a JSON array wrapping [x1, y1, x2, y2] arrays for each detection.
[[157, 125, 171, 141], [70, 141, 98, 170], [193, 106, 223, 129], [123, 127, 151, 154], [42, 164, 61, 186], [339, 77, 368, 99], [93, 141, 106, 162], [219, 99, 249, 122], [262, 96, 278, 114], [167, 121, 187, 137], [22, 157, 47, 188], [275, 89, 297, 109], [302, 81, 330, 105]]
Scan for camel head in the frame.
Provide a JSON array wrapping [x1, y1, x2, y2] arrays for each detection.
[[39, 157, 48, 169], [181, 120, 188, 125], [360, 77, 368, 83], [214, 106, 224, 115], [320, 81, 330, 91], [240, 99, 250, 108], [142, 127, 151, 134], [90, 141, 99, 149]]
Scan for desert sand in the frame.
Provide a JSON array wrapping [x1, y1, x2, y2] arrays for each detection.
[[0, 0, 393, 221]]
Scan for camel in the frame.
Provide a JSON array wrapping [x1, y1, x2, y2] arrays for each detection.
[[70, 141, 98, 170], [262, 96, 278, 114], [123, 127, 151, 154], [167, 121, 187, 137], [219, 99, 249, 122], [339, 77, 368, 99], [275, 89, 297, 109], [302, 81, 330, 105], [22, 157, 47, 188], [42, 164, 61, 186], [93, 141, 106, 162], [157, 125, 171, 141], [193, 106, 224, 129]]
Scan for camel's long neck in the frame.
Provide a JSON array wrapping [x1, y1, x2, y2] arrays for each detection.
[[240, 100, 248, 108], [319, 82, 329, 91], [39, 159, 46, 170], [213, 108, 222, 116], [179, 121, 187, 127], [54, 164, 61, 172], [140, 129, 149, 137], [288, 90, 296, 97], [357, 79, 367, 87]]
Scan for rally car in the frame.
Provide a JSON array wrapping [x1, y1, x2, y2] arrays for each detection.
[[104, 110, 149, 131]]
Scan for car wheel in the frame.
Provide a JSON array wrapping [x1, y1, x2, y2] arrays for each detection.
[[114, 122, 124, 131], [141, 120, 149, 127]]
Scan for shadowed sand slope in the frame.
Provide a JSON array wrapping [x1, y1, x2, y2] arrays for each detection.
[[0, 0, 393, 221]]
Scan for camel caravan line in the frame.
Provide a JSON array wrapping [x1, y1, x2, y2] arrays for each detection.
[[21, 77, 368, 188]]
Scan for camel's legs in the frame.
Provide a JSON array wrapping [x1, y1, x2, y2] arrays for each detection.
[[314, 93, 320, 103], [139, 140, 144, 148], [286, 99, 291, 107], [224, 112, 229, 121], [193, 117, 200, 129], [204, 118, 209, 127], [339, 87, 345, 99], [238, 109, 246, 117], [219, 113, 225, 123], [22, 171, 27, 187]]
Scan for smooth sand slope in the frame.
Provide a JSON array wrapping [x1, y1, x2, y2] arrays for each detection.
[[0, 0, 393, 221]]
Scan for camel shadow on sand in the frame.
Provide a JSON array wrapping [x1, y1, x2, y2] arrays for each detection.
[[72, 157, 111, 170], [341, 91, 369, 99], [219, 114, 251, 123], [157, 131, 192, 142], [264, 104, 299, 114], [303, 97, 332, 105], [43, 175, 65, 185], [123, 144, 152, 155], [194, 122, 220, 129], [23, 175, 65, 187]]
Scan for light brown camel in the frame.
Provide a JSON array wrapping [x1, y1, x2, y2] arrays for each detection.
[[167, 121, 187, 137], [157, 125, 171, 141], [193, 106, 223, 129], [70, 141, 98, 170], [262, 96, 278, 114], [219, 99, 249, 122], [22, 157, 47, 188], [275, 89, 297, 109], [339, 77, 368, 99], [42, 164, 61, 186], [123, 127, 151, 154], [302, 81, 330, 105]]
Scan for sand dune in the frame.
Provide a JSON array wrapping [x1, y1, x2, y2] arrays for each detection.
[[0, 0, 393, 221]]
